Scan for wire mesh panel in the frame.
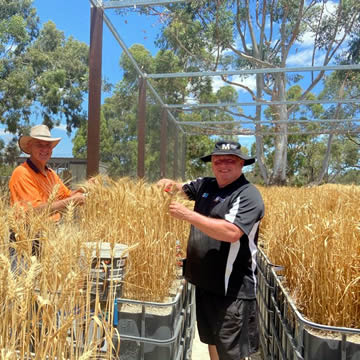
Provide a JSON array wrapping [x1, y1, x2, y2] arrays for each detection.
[[88, 0, 360, 184], [138, 105, 186, 182], [257, 248, 360, 360]]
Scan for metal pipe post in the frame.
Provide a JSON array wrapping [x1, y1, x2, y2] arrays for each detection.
[[137, 77, 147, 178], [181, 133, 186, 180], [160, 109, 167, 178], [87, 4, 103, 178], [173, 129, 178, 179]]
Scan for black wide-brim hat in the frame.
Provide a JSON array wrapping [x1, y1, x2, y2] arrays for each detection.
[[201, 141, 255, 166]]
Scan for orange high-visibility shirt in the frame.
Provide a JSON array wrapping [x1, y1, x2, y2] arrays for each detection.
[[9, 159, 72, 220]]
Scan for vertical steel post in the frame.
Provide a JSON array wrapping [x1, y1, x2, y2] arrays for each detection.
[[87, 4, 103, 178], [137, 77, 147, 178], [181, 132, 186, 180], [341, 334, 347, 360], [173, 127, 178, 179], [160, 109, 167, 178]]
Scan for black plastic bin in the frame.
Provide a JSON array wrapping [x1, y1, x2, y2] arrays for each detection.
[[256, 248, 360, 360], [116, 280, 195, 360]]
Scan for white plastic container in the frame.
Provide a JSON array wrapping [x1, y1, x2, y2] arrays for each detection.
[[81, 242, 129, 301]]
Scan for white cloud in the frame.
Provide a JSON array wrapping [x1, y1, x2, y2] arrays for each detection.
[[324, 0, 338, 16], [235, 75, 257, 93], [295, 1, 350, 49], [287, 48, 313, 65], [0, 128, 15, 144], [184, 94, 197, 105], [212, 76, 225, 93], [286, 48, 326, 66], [297, 31, 315, 47], [212, 75, 257, 94]]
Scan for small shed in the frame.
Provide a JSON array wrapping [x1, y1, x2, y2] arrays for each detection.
[[16, 157, 108, 186]]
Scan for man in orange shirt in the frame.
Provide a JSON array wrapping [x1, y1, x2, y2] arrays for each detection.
[[9, 124, 86, 257], [9, 124, 85, 217]]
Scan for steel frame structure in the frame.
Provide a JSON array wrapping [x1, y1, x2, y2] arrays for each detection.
[[87, 0, 360, 177]]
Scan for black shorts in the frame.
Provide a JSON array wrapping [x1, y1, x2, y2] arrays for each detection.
[[195, 287, 259, 360]]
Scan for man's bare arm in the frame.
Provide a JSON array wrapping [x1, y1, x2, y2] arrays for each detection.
[[168, 202, 243, 243], [34, 193, 85, 214]]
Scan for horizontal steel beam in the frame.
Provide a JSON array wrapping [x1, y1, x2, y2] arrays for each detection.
[[166, 98, 360, 108], [184, 129, 360, 136], [178, 118, 360, 125], [146, 64, 360, 79], [185, 130, 254, 136], [103, 0, 186, 9], [90, 0, 360, 141]]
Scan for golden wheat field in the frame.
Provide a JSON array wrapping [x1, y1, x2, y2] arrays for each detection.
[[0, 176, 191, 359], [0, 177, 359, 358], [258, 184, 360, 328]]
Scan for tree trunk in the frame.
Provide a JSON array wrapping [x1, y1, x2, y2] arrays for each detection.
[[270, 74, 288, 185], [255, 74, 269, 184], [315, 133, 334, 184], [313, 80, 346, 185]]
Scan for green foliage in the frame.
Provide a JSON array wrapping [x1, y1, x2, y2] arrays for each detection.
[[184, 135, 215, 179], [120, 43, 154, 86], [337, 169, 360, 184], [348, 32, 360, 63], [0, 0, 38, 56], [0, 2, 89, 137], [154, 50, 188, 103], [259, 83, 360, 185], [72, 44, 229, 180], [0, 137, 20, 173], [77, 2, 359, 184], [147, 0, 360, 184], [216, 86, 237, 103]]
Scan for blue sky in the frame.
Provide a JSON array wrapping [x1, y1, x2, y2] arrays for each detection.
[[2, 1, 345, 157], [31, 0, 161, 156], [2, 0, 164, 156], [31, 0, 93, 156], [2, 0, 258, 157]]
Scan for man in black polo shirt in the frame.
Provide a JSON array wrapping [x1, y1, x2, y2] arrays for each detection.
[[158, 140, 264, 360]]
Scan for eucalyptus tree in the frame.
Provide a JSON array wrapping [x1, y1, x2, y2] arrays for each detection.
[[0, 1, 88, 136], [303, 26, 360, 185], [312, 63, 360, 184], [127, 0, 360, 184], [0, 0, 39, 133], [250, 82, 359, 185]]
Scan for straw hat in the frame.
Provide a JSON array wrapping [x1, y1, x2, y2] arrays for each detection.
[[18, 125, 61, 154], [201, 140, 256, 166]]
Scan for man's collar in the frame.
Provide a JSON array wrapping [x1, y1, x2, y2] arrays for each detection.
[[26, 158, 49, 174], [217, 173, 248, 189]]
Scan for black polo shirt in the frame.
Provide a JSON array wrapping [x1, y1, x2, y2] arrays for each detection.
[[182, 174, 264, 299]]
